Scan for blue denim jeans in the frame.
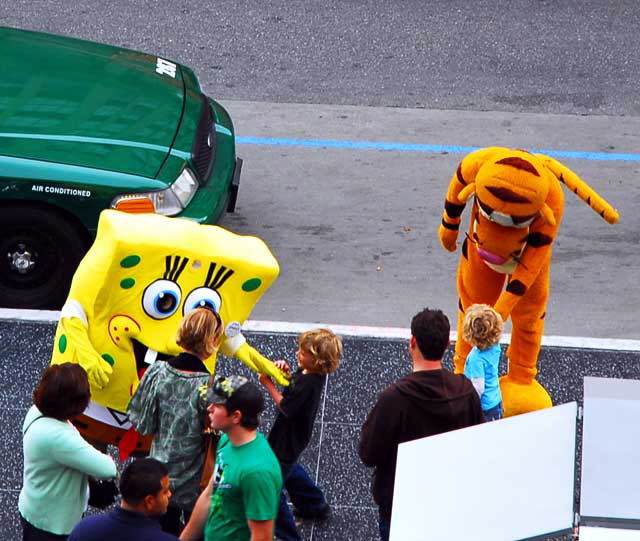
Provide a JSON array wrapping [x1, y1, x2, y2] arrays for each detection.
[[483, 401, 503, 422], [275, 462, 327, 541]]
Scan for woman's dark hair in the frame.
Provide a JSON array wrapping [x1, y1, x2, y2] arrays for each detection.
[[33, 363, 91, 421], [120, 458, 168, 505]]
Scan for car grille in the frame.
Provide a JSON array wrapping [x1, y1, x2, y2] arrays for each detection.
[[192, 97, 216, 183]]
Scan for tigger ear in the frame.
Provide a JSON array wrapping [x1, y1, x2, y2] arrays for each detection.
[[539, 203, 556, 227], [458, 183, 476, 203]]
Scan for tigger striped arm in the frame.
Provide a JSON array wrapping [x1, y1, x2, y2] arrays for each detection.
[[438, 164, 468, 252], [493, 183, 564, 321], [439, 147, 505, 252]]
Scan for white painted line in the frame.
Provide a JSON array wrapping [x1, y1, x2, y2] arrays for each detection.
[[0, 308, 60, 322], [1, 308, 639, 352], [245, 319, 411, 339]]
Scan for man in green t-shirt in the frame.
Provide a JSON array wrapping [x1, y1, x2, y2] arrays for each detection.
[[180, 375, 282, 541]]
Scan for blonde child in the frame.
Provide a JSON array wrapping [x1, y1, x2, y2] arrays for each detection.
[[463, 304, 504, 421], [259, 329, 343, 541]]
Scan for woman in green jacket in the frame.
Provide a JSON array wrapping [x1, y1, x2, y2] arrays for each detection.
[[19, 363, 117, 540]]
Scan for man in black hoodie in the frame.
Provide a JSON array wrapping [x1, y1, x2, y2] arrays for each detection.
[[359, 308, 484, 541]]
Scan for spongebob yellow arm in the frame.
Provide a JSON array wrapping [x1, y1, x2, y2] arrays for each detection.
[[439, 147, 507, 252], [219, 333, 290, 385], [56, 300, 113, 389]]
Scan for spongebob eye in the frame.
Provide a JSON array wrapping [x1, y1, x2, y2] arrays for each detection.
[[142, 280, 182, 319], [183, 287, 222, 315]]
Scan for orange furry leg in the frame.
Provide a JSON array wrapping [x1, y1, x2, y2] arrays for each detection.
[[506, 261, 549, 383], [501, 259, 552, 416]]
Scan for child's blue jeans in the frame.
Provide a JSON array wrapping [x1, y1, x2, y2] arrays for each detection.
[[483, 401, 503, 422], [275, 462, 327, 541]]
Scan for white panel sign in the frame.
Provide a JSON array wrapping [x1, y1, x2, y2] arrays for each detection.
[[390, 402, 577, 541], [581, 376, 640, 524]]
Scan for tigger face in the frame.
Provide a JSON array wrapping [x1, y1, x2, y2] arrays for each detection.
[[474, 152, 550, 227]]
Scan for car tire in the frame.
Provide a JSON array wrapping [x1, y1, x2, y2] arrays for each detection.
[[0, 206, 86, 309]]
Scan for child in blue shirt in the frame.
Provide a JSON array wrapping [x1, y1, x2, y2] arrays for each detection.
[[463, 304, 504, 421]]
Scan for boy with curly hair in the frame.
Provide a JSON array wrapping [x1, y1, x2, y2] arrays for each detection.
[[463, 304, 504, 421], [259, 328, 343, 541]]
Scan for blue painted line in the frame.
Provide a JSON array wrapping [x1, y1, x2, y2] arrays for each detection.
[[236, 136, 640, 162]]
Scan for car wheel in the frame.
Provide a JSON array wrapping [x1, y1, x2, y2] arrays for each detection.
[[0, 206, 87, 309]]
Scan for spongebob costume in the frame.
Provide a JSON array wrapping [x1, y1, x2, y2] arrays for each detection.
[[51, 210, 288, 453], [439, 147, 619, 417]]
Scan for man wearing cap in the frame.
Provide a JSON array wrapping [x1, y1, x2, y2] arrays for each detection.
[[180, 376, 282, 541]]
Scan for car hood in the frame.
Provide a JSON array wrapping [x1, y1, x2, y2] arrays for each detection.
[[0, 27, 185, 180]]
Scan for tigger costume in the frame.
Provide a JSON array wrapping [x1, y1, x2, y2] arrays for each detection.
[[439, 147, 619, 417]]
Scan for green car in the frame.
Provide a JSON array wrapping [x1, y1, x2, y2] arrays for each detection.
[[0, 27, 241, 309]]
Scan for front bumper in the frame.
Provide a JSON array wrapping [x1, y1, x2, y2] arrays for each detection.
[[227, 157, 242, 212], [177, 98, 239, 224], [177, 157, 239, 224]]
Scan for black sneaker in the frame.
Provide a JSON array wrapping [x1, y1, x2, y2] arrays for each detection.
[[292, 503, 331, 521]]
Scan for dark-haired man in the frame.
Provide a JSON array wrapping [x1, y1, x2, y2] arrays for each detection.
[[68, 458, 176, 541], [359, 308, 484, 541], [180, 376, 281, 541]]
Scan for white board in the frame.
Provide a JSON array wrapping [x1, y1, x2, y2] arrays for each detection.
[[581, 376, 640, 525], [390, 402, 577, 541]]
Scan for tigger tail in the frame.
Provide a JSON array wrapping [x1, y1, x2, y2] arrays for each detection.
[[540, 155, 620, 224]]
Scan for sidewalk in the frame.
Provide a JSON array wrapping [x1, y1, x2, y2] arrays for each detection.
[[1, 318, 638, 540]]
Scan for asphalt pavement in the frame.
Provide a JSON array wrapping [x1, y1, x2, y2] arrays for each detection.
[[3, 1, 639, 115], [2, 3, 639, 337], [219, 101, 640, 338]]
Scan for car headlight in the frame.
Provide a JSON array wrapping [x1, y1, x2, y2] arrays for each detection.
[[111, 167, 198, 216]]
